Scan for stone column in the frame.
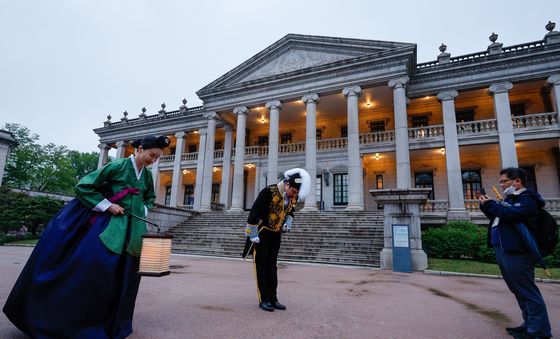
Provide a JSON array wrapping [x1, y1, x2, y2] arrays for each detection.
[[115, 141, 127, 159], [489, 82, 518, 168], [169, 131, 186, 207], [343, 86, 364, 210], [97, 143, 110, 168], [193, 129, 207, 210], [219, 125, 233, 208], [547, 75, 560, 120], [389, 77, 412, 188], [266, 100, 282, 185], [229, 106, 248, 212], [200, 112, 218, 211], [0, 131, 15, 185], [151, 158, 161, 197], [302, 93, 319, 211], [437, 91, 469, 220]]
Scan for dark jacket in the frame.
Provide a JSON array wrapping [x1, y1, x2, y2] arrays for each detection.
[[479, 188, 545, 253], [247, 183, 297, 233]]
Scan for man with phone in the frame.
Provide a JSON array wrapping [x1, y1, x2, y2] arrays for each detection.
[[478, 167, 551, 339]]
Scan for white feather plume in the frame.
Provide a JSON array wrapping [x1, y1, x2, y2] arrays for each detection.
[[284, 168, 311, 200]]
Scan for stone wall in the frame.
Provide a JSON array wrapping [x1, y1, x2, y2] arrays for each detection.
[[147, 204, 195, 234]]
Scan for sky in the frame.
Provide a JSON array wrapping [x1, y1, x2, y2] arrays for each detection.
[[0, 0, 558, 153]]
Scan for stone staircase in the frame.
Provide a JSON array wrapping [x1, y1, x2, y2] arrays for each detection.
[[167, 210, 384, 267]]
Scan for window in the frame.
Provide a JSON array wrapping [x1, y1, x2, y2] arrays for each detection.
[[520, 166, 537, 190], [211, 183, 220, 203], [456, 109, 475, 123], [316, 128, 323, 140], [214, 141, 223, 150], [188, 144, 197, 153], [280, 132, 292, 144], [257, 136, 269, 146], [183, 185, 194, 205], [411, 115, 429, 128], [165, 186, 171, 206], [511, 103, 526, 117], [340, 125, 348, 138], [333, 173, 348, 205], [316, 175, 322, 203], [376, 175, 383, 189], [415, 172, 434, 200], [462, 169, 482, 200], [169, 147, 176, 155], [369, 121, 385, 133]]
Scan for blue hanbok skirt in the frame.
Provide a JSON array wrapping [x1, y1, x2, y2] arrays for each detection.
[[3, 199, 141, 339]]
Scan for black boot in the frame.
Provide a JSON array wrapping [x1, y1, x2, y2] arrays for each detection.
[[259, 301, 274, 312]]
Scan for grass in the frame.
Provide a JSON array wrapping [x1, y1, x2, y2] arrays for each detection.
[[6, 239, 39, 246], [428, 258, 560, 280]]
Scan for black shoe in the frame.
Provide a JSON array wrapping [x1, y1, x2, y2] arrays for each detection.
[[272, 301, 286, 310], [259, 302, 274, 312], [512, 332, 550, 339], [507, 326, 526, 336]]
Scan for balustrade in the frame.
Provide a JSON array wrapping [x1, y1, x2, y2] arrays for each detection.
[[544, 198, 560, 212], [359, 131, 394, 144], [512, 112, 558, 129], [420, 200, 449, 212], [159, 155, 175, 163], [279, 142, 305, 154], [457, 119, 497, 135], [214, 149, 224, 159], [181, 152, 198, 161], [317, 137, 348, 149], [408, 125, 444, 140]]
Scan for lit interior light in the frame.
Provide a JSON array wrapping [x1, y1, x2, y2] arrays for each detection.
[[182, 169, 188, 174], [375, 153, 379, 160], [261, 116, 265, 124], [440, 148, 446, 155], [213, 167, 218, 172]]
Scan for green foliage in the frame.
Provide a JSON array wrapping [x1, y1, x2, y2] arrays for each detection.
[[2, 123, 99, 195], [544, 245, 560, 268], [423, 221, 496, 264], [0, 232, 6, 245], [0, 187, 64, 235]]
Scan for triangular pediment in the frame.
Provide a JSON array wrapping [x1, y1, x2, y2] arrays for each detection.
[[198, 34, 415, 95]]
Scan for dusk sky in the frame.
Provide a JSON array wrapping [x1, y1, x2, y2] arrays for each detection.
[[1, 0, 558, 154]]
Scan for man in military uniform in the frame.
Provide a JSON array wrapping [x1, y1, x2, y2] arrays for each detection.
[[242, 168, 310, 312]]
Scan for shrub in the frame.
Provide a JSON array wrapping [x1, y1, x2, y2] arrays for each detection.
[[0, 232, 6, 245]]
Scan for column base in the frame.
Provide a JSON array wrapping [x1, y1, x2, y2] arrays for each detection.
[[380, 248, 428, 271], [345, 204, 364, 211], [446, 208, 470, 221], [227, 207, 244, 213], [301, 205, 318, 212]]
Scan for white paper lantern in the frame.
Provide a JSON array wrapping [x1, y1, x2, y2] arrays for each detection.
[[138, 234, 173, 276]]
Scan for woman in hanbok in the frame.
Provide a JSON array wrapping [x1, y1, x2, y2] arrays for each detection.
[[3, 135, 170, 339]]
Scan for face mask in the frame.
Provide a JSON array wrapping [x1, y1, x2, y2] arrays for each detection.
[[503, 186, 516, 196]]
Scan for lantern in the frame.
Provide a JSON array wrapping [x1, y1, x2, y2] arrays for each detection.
[[138, 234, 173, 276]]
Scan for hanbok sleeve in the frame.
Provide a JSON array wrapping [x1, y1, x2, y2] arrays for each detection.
[[75, 161, 122, 209]]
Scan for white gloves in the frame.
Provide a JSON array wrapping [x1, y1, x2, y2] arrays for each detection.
[[282, 215, 293, 233], [250, 236, 260, 243]]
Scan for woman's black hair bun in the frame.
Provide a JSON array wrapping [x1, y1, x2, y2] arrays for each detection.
[[130, 139, 142, 148], [156, 136, 171, 148]]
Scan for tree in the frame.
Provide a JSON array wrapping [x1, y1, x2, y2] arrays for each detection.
[[67, 150, 99, 181], [3, 123, 41, 189]]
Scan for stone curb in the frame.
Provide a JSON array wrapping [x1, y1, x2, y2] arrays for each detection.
[[424, 269, 560, 284]]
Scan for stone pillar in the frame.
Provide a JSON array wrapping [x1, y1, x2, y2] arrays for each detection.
[[193, 129, 207, 210], [547, 75, 560, 120], [343, 86, 364, 210], [438, 91, 469, 220], [200, 112, 218, 211], [97, 143, 110, 168], [388, 77, 412, 188], [302, 93, 319, 211], [0, 130, 15, 185], [115, 141, 127, 159], [219, 125, 233, 208], [266, 100, 282, 185], [369, 188, 431, 271], [169, 131, 186, 207], [229, 106, 248, 212], [489, 82, 518, 168], [151, 158, 160, 194]]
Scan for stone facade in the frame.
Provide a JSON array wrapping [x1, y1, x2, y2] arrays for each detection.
[[93, 27, 560, 221]]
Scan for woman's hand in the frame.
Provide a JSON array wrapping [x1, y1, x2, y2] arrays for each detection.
[[478, 194, 492, 205], [107, 203, 124, 215]]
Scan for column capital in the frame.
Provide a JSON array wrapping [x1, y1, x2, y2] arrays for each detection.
[[342, 86, 362, 97], [302, 93, 319, 104], [265, 100, 282, 110], [116, 141, 127, 147], [233, 106, 248, 116], [547, 74, 560, 86], [224, 124, 233, 132], [437, 90, 459, 101], [489, 82, 513, 94], [198, 128, 207, 136], [175, 131, 186, 138], [98, 143, 110, 150], [203, 111, 218, 120], [388, 76, 409, 90]]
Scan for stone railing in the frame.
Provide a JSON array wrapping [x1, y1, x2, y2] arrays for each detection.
[[318, 137, 348, 149], [420, 200, 449, 212], [512, 112, 558, 129], [544, 198, 560, 212], [159, 155, 175, 163], [103, 106, 205, 129], [408, 125, 444, 140], [359, 131, 395, 144], [177, 204, 194, 210], [181, 152, 198, 161], [214, 149, 224, 159], [279, 142, 306, 154], [464, 199, 480, 212], [245, 145, 267, 157], [211, 202, 225, 211], [457, 118, 498, 135]]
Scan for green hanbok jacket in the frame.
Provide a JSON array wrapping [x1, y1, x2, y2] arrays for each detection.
[[75, 156, 156, 257]]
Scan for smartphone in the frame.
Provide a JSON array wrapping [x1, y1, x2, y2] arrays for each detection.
[[479, 187, 486, 195]]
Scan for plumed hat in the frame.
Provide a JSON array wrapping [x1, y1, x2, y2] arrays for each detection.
[[284, 168, 311, 200]]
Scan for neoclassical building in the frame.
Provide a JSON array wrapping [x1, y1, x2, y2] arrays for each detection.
[[94, 23, 560, 222]]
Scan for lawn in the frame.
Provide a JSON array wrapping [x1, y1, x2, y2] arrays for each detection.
[[7, 239, 39, 246], [428, 258, 560, 280]]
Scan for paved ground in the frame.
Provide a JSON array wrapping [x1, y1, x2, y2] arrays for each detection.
[[1, 246, 558, 339]]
